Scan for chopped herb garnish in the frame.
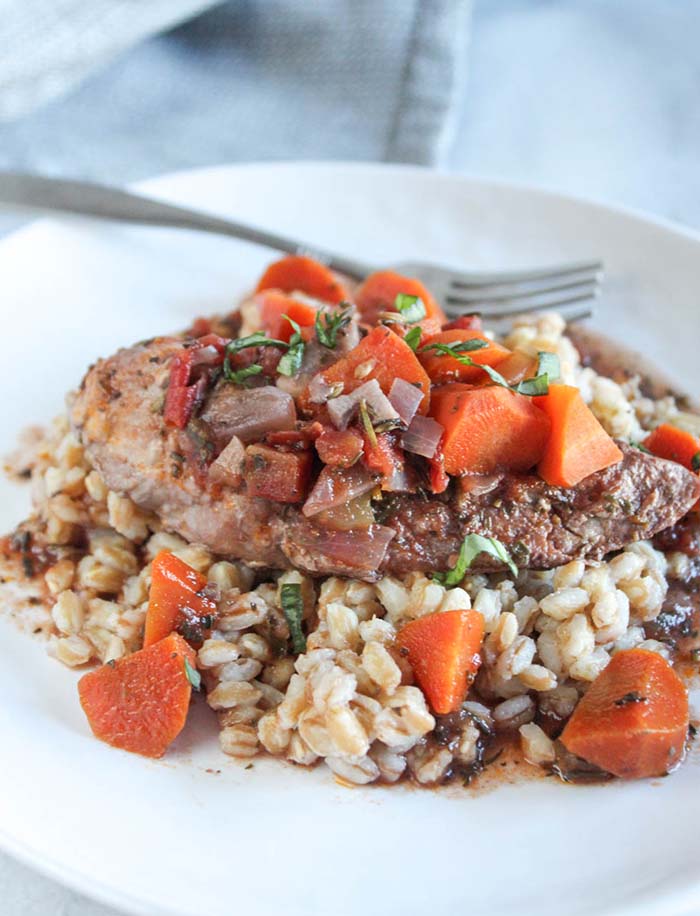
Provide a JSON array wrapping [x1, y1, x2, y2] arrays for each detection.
[[223, 331, 288, 381], [614, 691, 647, 707], [277, 316, 305, 376], [630, 441, 652, 455], [433, 533, 518, 586], [225, 363, 264, 385], [536, 351, 561, 382], [315, 305, 352, 349], [394, 293, 426, 323], [184, 657, 201, 691], [514, 374, 550, 396], [226, 331, 288, 354], [280, 582, 306, 654], [420, 338, 490, 357], [693, 452, 700, 472], [403, 326, 422, 351], [359, 398, 378, 447]]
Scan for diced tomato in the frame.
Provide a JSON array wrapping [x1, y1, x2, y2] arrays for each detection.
[[265, 421, 325, 449], [245, 445, 313, 502], [428, 443, 449, 494], [442, 314, 483, 332], [164, 350, 197, 429], [316, 428, 364, 467], [362, 432, 403, 479]]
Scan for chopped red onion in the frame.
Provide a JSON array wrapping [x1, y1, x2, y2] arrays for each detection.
[[459, 472, 503, 497], [308, 373, 341, 405], [209, 435, 245, 485], [401, 415, 443, 459], [290, 523, 396, 573], [388, 378, 423, 426], [327, 378, 400, 430], [200, 386, 296, 447], [190, 345, 222, 367], [302, 464, 376, 517]]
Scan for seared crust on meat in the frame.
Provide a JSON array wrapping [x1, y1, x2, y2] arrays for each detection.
[[71, 338, 700, 580], [382, 444, 700, 574], [71, 338, 288, 568]]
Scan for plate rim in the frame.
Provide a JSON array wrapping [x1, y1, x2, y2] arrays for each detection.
[[3, 159, 700, 916]]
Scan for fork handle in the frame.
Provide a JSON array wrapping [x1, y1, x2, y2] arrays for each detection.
[[0, 171, 374, 280]]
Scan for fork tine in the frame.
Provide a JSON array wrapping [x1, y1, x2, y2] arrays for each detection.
[[445, 275, 598, 306], [447, 259, 603, 289], [445, 288, 599, 320]]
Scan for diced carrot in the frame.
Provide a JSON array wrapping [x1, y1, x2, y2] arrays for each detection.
[[536, 384, 623, 487], [256, 290, 319, 342], [316, 427, 364, 467], [144, 551, 217, 648], [396, 610, 485, 714], [256, 255, 348, 304], [644, 423, 700, 470], [430, 384, 551, 475], [492, 349, 538, 385], [246, 444, 313, 502], [319, 326, 431, 413], [78, 633, 197, 758], [355, 270, 447, 326], [418, 329, 511, 384], [560, 648, 688, 779], [644, 423, 700, 512]]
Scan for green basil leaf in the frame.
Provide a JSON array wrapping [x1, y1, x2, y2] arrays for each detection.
[[280, 582, 307, 654], [224, 363, 263, 385], [277, 315, 305, 376], [420, 339, 489, 356], [226, 331, 288, 354], [433, 534, 518, 586], [184, 657, 202, 691], [394, 293, 427, 323], [315, 305, 352, 348], [403, 326, 422, 351], [630, 440, 652, 455], [693, 452, 700, 472], [515, 374, 550, 396], [536, 351, 560, 381]]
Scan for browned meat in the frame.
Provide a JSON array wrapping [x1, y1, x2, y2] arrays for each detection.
[[71, 338, 700, 580], [381, 445, 700, 574]]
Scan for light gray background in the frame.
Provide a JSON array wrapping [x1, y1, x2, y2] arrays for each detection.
[[2, 0, 699, 913]]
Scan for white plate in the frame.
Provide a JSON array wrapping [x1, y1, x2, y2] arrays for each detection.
[[1, 163, 700, 916]]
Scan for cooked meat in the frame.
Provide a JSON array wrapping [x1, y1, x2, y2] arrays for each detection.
[[381, 444, 700, 574], [71, 338, 700, 580]]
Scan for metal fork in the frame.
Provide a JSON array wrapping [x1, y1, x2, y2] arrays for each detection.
[[0, 171, 601, 321]]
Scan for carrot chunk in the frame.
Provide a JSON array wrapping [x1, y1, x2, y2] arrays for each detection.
[[396, 610, 485, 714], [430, 384, 551, 475], [645, 423, 700, 511], [355, 270, 446, 326], [256, 255, 348, 304], [78, 633, 197, 758], [256, 290, 318, 342], [535, 384, 623, 487], [319, 326, 431, 413], [144, 551, 217, 648], [419, 329, 511, 384], [560, 648, 689, 779]]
